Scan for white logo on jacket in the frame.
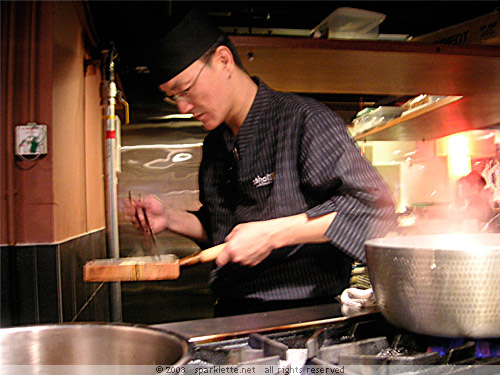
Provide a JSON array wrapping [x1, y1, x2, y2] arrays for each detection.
[[253, 172, 275, 187]]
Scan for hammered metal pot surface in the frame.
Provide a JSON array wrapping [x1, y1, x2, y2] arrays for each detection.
[[0, 323, 193, 365], [365, 233, 500, 338]]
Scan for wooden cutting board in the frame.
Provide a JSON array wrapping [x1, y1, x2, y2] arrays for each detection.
[[83, 244, 225, 282]]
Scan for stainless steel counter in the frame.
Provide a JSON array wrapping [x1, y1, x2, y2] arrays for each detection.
[[152, 303, 379, 343]]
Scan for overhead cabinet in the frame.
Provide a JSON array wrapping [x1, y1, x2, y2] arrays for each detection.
[[232, 36, 500, 141]]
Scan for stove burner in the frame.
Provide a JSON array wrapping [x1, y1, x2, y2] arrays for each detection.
[[191, 313, 500, 372], [312, 336, 441, 366], [249, 333, 288, 360], [429, 339, 500, 363], [476, 341, 500, 358]]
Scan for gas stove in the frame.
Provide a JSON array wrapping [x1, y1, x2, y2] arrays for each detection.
[[154, 305, 500, 374]]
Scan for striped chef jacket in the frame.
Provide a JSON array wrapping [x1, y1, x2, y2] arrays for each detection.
[[195, 78, 396, 302]]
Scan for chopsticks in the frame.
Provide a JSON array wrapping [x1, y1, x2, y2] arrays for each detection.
[[129, 191, 161, 262]]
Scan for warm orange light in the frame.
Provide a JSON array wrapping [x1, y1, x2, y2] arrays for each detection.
[[447, 133, 471, 180]]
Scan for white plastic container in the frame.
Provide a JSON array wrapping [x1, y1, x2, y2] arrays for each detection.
[[311, 7, 386, 40]]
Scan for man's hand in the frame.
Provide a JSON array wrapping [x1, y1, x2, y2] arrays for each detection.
[[124, 193, 209, 243], [216, 212, 336, 267], [216, 221, 277, 267], [124, 194, 168, 235]]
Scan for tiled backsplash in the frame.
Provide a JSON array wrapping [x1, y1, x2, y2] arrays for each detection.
[[1, 230, 109, 327]]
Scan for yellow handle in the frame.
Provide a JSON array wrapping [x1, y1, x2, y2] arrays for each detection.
[[179, 243, 226, 267], [198, 243, 226, 262]]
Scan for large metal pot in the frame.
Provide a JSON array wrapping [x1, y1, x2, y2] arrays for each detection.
[[0, 323, 192, 365], [365, 233, 500, 338]]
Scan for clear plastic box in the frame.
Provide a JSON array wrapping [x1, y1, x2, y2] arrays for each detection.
[[311, 7, 386, 40], [352, 106, 404, 134]]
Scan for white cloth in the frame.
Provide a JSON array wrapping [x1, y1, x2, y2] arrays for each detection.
[[340, 287, 378, 316]]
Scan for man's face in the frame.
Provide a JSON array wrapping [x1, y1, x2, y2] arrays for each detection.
[[159, 55, 229, 131]]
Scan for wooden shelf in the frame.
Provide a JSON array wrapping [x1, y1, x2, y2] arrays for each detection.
[[353, 96, 463, 141], [231, 36, 500, 141]]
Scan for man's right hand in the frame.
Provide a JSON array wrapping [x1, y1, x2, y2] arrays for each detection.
[[125, 194, 168, 235]]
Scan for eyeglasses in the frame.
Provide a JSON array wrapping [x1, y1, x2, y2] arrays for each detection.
[[162, 58, 209, 106]]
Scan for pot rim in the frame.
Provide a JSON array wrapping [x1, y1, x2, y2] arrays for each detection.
[[365, 233, 500, 251], [0, 321, 194, 366]]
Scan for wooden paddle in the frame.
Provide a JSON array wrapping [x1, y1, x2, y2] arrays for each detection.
[[83, 243, 225, 282]]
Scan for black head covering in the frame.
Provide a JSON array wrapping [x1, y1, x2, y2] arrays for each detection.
[[140, 8, 223, 85]]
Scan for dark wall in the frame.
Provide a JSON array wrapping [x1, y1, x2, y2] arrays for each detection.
[[1, 230, 109, 327]]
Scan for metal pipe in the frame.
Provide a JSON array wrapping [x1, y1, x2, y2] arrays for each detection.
[[5, 2, 17, 245], [100, 44, 122, 322], [29, 0, 36, 120]]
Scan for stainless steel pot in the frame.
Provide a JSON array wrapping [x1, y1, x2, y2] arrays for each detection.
[[0, 323, 193, 365], [365, 233, 500, 338]]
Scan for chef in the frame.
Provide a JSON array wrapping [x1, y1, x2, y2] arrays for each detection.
[[456, 170, 494, 228], [126, 8, 396, 316]]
